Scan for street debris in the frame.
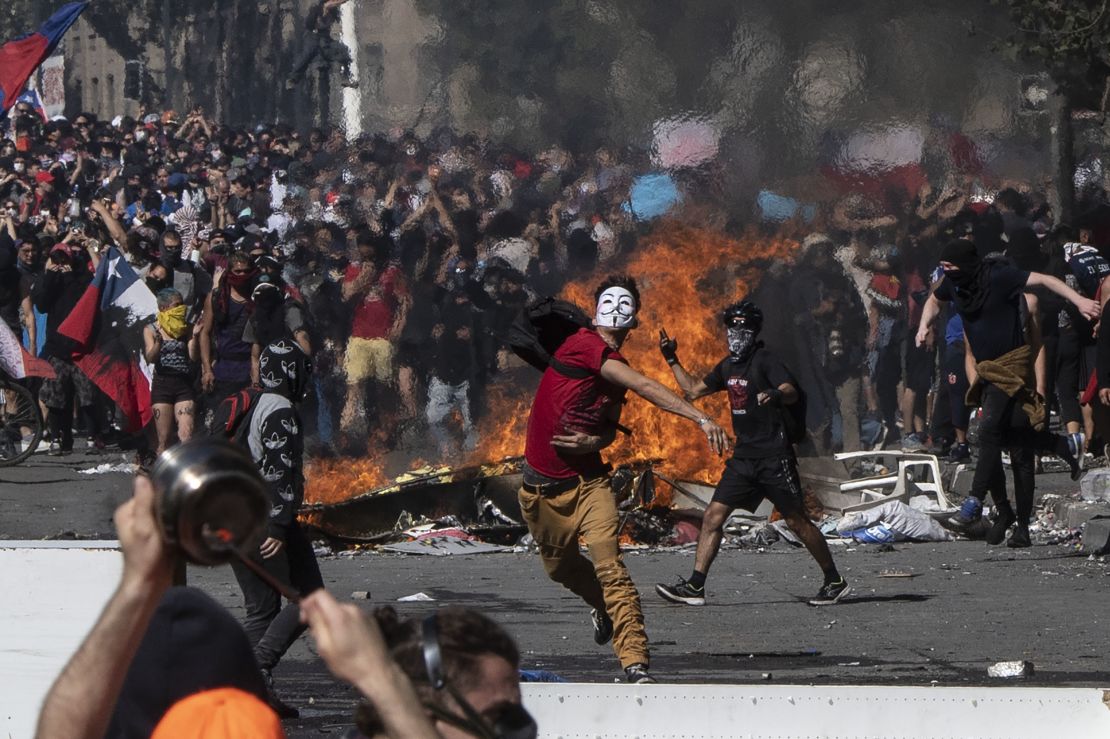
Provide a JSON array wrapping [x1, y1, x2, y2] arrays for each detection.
[[987, 660, 1034, 678], [297, 452, 1110, 558], [397, 592, 435, 602], [79, 462, 138, 475]]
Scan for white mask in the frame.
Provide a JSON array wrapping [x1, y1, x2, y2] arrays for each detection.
[[595, 286, 637, 329]]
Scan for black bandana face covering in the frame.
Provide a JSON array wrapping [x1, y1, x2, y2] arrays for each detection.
[[728, 327, 756, 359]]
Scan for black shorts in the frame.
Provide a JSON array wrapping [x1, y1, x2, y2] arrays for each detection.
[[905, 343, 936, 395], [151, 374, 196, 405], [711, 455, 804, 513]]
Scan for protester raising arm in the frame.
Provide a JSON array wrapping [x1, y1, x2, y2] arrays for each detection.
[[35, 477, 176, 739], [89, 199, 128, 248], [299, 590, 438, 739]]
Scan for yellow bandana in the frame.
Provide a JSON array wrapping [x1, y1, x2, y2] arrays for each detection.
[[157, 305, 189, 339]]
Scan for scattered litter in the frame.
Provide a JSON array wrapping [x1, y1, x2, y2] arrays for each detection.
[[397, 592, 435, 602], [477, 496, 520, 526], [383, 537, 512, 556], [520, 670, 567, 683], [879, 569, 916, 578], [987, 660, 1034, 678], [838, 661, 861, 666], [761, 672, 773, 680], [79, 462, 137, 475], [1079, 468, 1110, 503], [351, 591, 371, 600]]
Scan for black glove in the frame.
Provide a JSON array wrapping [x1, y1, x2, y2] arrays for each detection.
[[659, 328, 679, 366], [764, 388, 784, 406]]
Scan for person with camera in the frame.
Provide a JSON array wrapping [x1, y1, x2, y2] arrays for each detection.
[[222, 339, 324, 718], [32, 241, 98, 455], [519, 276, 728, 685], [655, 300, 851, 608]]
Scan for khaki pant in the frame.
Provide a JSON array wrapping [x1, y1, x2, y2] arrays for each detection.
[[518, 476, 649, 668]]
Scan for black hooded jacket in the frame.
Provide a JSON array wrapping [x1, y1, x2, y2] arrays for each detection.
[[246, 339, 311, 539]]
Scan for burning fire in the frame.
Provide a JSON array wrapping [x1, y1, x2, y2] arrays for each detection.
[[466, 221, 800, 484], [304, 456, 389, 506], [304, 221, 800, 506]]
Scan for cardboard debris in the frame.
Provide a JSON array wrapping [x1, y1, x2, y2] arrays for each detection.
[[383, 537, 512, 556]]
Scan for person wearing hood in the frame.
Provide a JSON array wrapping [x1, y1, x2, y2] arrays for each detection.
[[916, 239, 1101, 543], [656, 300, 850, 609], [227, 339, 323, 719], [143, 288, 198, 455]]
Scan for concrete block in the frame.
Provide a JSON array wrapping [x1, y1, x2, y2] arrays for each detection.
[[1082, 516, 1110, 554], [1052, 498, 1110, 529]]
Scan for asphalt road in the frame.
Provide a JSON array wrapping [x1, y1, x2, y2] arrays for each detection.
[[5, 449, 1110, 738]]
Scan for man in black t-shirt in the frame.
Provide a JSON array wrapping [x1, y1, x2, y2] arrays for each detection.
[[917, 240, 1100, 542], [655, 301, 850, 607]]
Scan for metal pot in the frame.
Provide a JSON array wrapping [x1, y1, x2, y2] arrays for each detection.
[[150, 438, 269, 565]]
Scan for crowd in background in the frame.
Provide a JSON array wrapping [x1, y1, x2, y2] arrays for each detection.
[[3, 94, 1110, 463]]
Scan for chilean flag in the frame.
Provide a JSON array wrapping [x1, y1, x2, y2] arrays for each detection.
[[13, 88, 49, 122], [58, 248, 157, 432], [0, 322, 55, 380], [0, 2, 89, 115]]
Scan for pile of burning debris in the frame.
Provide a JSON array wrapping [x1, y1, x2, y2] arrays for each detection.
[[300, 450, 1108, 554]]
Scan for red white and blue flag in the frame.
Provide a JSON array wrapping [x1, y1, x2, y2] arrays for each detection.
[[13, 88, 49, 122], [0, 2, 89, 115], [0, 322, 55, 380], [59, 247, 157, 432]]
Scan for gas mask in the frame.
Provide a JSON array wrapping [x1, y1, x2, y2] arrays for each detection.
[[595, 286, 637, 329], [421, 615, 537, 739], [727, 327, 757, 360]]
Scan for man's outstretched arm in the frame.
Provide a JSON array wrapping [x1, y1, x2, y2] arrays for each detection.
[[600, 358, 728, 455]]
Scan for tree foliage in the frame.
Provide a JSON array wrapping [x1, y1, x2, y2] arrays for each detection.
[[994, 0, 1110, 106]]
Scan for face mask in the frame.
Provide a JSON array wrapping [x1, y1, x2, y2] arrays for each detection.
[[157, 305, 188, 339], [227, 268, 257, 290], [727, 327, 757, 359], [13, 163, 24, 173], [135, 130, 148, 143], [146, 278, 166, 293], [161, 248, 181, 269], [595, 286, 637, 329]]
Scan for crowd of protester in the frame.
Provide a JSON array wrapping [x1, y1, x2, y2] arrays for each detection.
[[0, 97, 647, 461], [5, 93, 1110, 465]]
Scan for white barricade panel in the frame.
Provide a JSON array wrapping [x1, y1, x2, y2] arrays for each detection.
[[0, 544, 121, 739], [522, 683, 1110, 739]]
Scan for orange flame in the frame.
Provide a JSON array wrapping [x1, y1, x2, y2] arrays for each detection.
[[304, 456, 389, 506], [461, 221, 800, 484], [305, 221, 800, 505]]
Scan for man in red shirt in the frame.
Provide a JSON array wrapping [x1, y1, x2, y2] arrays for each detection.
[[339, 235, 409, 441], [520, 275, 728, 684]]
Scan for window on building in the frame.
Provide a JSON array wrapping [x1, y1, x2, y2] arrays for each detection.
[[124, 60, 144, 101]]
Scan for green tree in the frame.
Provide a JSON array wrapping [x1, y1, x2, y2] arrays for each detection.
[[993, 0, 1110, 221]]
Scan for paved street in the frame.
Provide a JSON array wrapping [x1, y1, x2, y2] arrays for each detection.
[[5, 451, 1110, 737]]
